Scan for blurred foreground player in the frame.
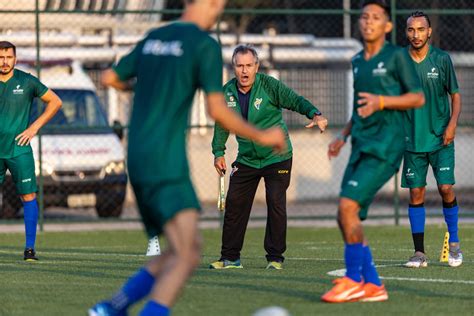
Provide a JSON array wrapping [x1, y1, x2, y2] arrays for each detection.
[[88, 0, 286, 315]]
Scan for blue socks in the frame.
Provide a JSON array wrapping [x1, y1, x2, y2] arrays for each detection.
[[139, 301, 170, 316], [361, 245, 381, 286], [110, 268, 155, 312], [443, 199, 459, 243], [23, 198, 38, 249], [344, 243, 363, 282], [408, 204, 425, 234]]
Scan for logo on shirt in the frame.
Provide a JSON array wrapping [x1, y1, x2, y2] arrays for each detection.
[[353, 67, 358, 75], [13, 85, 24, 95], [405, 168, 415, 179], [427, 67, 439, 79], [254, 98, 263, 110], [347, 180, 358, 187], [372, 62, 387, 76], [142, 40, 183, 57]]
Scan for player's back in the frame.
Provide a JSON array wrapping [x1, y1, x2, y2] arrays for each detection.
[[121, 22, 222, 182]]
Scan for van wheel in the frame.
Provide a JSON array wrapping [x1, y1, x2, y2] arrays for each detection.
[[96, 194, 125, 218]]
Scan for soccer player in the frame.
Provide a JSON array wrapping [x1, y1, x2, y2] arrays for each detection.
[[402, 11, 463, 268], [88, 1, 286, 315], [323, 0, 425, 303], [0, 41, 62, 261], [209, 44, 327, 270]]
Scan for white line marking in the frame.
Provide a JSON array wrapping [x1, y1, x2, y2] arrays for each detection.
[[327, 264, 474, 284]]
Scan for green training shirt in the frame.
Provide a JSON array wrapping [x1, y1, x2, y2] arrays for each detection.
[[212, 73, 320, 169], [113, 21, 223, 182], [0, 69, 48, 158], [404, 45, 459, 152], [350, 42, 422, 169]]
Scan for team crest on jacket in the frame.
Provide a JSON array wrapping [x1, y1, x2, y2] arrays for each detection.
[[254, 98, 263, 110]]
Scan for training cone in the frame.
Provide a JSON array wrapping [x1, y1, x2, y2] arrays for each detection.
[[146, 236, 161, 256], [439, 232, 450, 262]]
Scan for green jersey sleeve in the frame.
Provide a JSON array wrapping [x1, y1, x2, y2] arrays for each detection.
[[113, 40, 144, 81], [264, 75, 320, 119], [29, 74, 48, 98], [443, 54, 459, 94], [197, 37, 223, 94], [395, 49, 423, 93], [212, 122, 230, 158]]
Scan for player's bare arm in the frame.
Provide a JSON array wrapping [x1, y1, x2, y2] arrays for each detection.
[[101, 69, 134, 91], [328, 120, 352, 160], [15, 89, 62, 146], [357, 91, 425, 118], [444, 92, 462, 145], [214, 156, 226, 176], [206, 93, 286, 152], [305, 114, 328, 132]]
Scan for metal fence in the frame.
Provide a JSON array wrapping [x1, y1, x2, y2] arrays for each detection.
[[0, 1, 473, 226]]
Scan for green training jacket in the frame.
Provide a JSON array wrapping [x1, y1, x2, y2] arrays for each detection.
[[212, 72, 320, 169]]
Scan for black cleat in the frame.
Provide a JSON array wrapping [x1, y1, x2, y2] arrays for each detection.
[[24, 248, 38, 262]]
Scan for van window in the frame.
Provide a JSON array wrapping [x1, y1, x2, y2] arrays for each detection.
[[31, 89, 111, 134]]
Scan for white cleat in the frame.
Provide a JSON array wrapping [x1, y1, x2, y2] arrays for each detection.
[[405, 252, 428, 268], [448, 248, 463, 267]]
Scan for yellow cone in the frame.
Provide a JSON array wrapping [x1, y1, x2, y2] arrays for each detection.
[[439, 232, 450, 262]]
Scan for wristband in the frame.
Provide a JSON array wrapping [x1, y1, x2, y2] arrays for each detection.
[[379, 95, 384, 111]]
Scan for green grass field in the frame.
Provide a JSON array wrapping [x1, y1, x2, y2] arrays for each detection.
[[0, 224, 473, 315]]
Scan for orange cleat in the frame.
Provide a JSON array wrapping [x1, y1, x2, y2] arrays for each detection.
[[360, 283, 388, 302], [321, 277, 365, 303]]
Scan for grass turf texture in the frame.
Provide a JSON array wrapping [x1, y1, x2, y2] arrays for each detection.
[[0, 225, 473, 315]]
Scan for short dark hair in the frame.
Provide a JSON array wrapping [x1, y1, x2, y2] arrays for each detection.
[[409, 11, 431, 27], [361, 0, 391, 18], [232, 44, 259, 65], [0, 41, 16, 55]]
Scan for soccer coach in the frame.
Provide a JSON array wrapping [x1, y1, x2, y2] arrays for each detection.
[[210, 44, 328, 270]]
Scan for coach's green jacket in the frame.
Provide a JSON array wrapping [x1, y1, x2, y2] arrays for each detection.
[[212, 73, 320, 169]]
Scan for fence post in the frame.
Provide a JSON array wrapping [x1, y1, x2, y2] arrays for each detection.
[[391, 0, 400, 226], [35, 0, 44, 232]]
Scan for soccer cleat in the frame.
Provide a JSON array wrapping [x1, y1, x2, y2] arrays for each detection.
[[23, 248, 38, 262], [448, 246, 463, 267], [405, 252, 428, 268], [321, 277, 365, 303], [88, 301, 128, 316], [360, 283, 388, 302], [266, 261, 283, 270], [209, 259, 243, 269]]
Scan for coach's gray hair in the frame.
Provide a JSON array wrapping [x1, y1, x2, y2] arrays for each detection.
[[232, 44, 259, 65]]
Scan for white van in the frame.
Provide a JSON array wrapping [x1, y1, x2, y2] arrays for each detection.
[[0, 60, 127, 218]]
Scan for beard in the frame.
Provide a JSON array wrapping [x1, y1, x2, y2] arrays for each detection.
[[1, 65, 14, 75], [410, 38, 429, 51]]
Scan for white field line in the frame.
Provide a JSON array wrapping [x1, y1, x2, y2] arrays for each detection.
[[327, 264, 474, 285]]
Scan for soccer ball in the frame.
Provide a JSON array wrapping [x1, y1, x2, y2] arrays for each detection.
[[253, 306, 291, 316]]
